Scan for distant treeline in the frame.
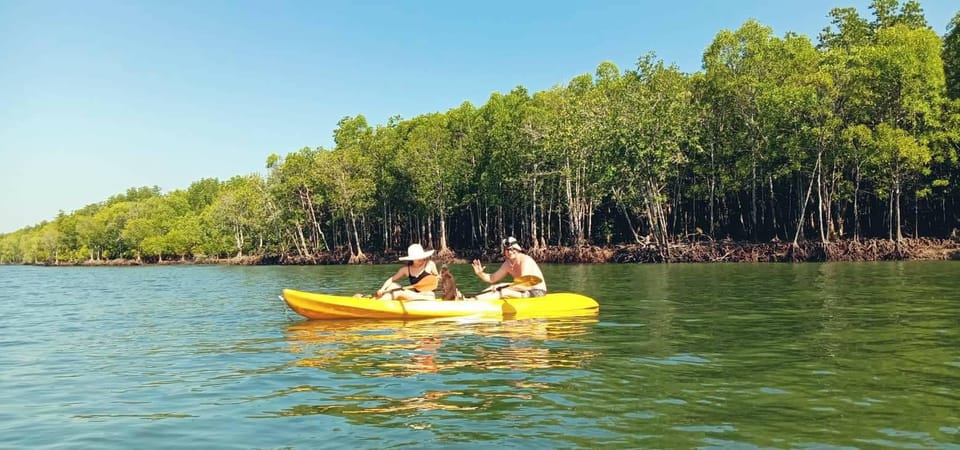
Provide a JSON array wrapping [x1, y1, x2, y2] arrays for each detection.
[[2, 0, 959, 265]]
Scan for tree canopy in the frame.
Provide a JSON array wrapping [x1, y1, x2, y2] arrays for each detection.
[[3, 0, 958, 265]]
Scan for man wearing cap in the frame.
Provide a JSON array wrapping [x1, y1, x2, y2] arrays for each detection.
[[374, 243, 440, 301], [470, 236, 547, 300]]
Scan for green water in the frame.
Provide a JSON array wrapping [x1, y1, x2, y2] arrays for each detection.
[[1, 261, 957, 448]]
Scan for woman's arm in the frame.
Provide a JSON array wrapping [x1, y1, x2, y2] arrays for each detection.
[[377, 267, 404, 294]]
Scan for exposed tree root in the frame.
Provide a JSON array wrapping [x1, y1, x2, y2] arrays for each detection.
[[64, 238, 960, 266]]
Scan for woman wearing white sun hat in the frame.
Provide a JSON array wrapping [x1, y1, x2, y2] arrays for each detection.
[[374, 243, 440, 300]]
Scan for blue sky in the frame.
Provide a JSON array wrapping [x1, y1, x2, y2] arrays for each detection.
[[1, 0, 956, 233]]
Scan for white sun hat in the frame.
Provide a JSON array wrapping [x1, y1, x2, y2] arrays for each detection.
[[398, 243, 435, 261], [501, 236, 523, 251]]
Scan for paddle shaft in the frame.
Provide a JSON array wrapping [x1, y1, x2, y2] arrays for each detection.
[[373, 285, 414, 299], [374, 271, 438, 298], [478, 275, 542, 294]]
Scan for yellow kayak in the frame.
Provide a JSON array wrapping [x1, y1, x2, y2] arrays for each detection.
[[280, 288, 599, 320]]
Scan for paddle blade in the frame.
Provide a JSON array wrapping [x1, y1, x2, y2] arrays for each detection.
[[510, 275, 542, 288], [411, 273, 439, 292]]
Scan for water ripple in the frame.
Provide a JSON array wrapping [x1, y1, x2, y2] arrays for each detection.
[[1, 263, 958, 448]]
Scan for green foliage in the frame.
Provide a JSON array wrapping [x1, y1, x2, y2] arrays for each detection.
[[944, 12, 960, 100], [820, 7, 871, 49], [185, 178, 221, 212], [870, 0, 928, 31]]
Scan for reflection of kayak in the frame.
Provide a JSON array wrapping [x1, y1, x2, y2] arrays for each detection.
[[280, 289, 599, 320], [284, 315, 599, 340], [283, 315, 601, 375]]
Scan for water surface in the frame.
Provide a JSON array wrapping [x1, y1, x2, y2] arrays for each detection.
[[1, 262, 957, 448]]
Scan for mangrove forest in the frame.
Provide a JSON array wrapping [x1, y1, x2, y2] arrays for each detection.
[[3, 0, 960, 265]]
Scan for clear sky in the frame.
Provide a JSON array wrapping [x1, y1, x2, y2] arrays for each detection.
[[1, 0, 956, 233]]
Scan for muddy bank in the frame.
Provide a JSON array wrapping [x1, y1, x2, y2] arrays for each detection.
[[602, 238, 960, 264], [43, 237, 956, 267]]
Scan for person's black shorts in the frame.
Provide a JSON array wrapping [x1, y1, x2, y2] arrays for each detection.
[[522, 289, 547, 298]]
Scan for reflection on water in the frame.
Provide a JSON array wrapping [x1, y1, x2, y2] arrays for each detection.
[[279, 316, 601, 418], [286, 316, 600, 374]]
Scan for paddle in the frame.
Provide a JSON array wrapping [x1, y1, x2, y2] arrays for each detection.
[[370, 272, 439, 299], [478, 275, 542, 294], [508, 274, 543, 289]]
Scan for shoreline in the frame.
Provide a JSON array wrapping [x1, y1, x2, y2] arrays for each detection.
[[15, 238, 960, 267]]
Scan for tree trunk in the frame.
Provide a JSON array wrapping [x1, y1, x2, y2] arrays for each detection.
[[894, 179, 903, 242], [853, 165, 862, 242], [294, 220, 309, 256], [614, 189, 643, 243], [350, 211, 365, 260], [793, 151, 821, 246], [817, 154, 827, 243], [530, 165, 539, 249], [235, 222, 244, 258], [439, 210, 448, 251], [751, 149, 758, 241]]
